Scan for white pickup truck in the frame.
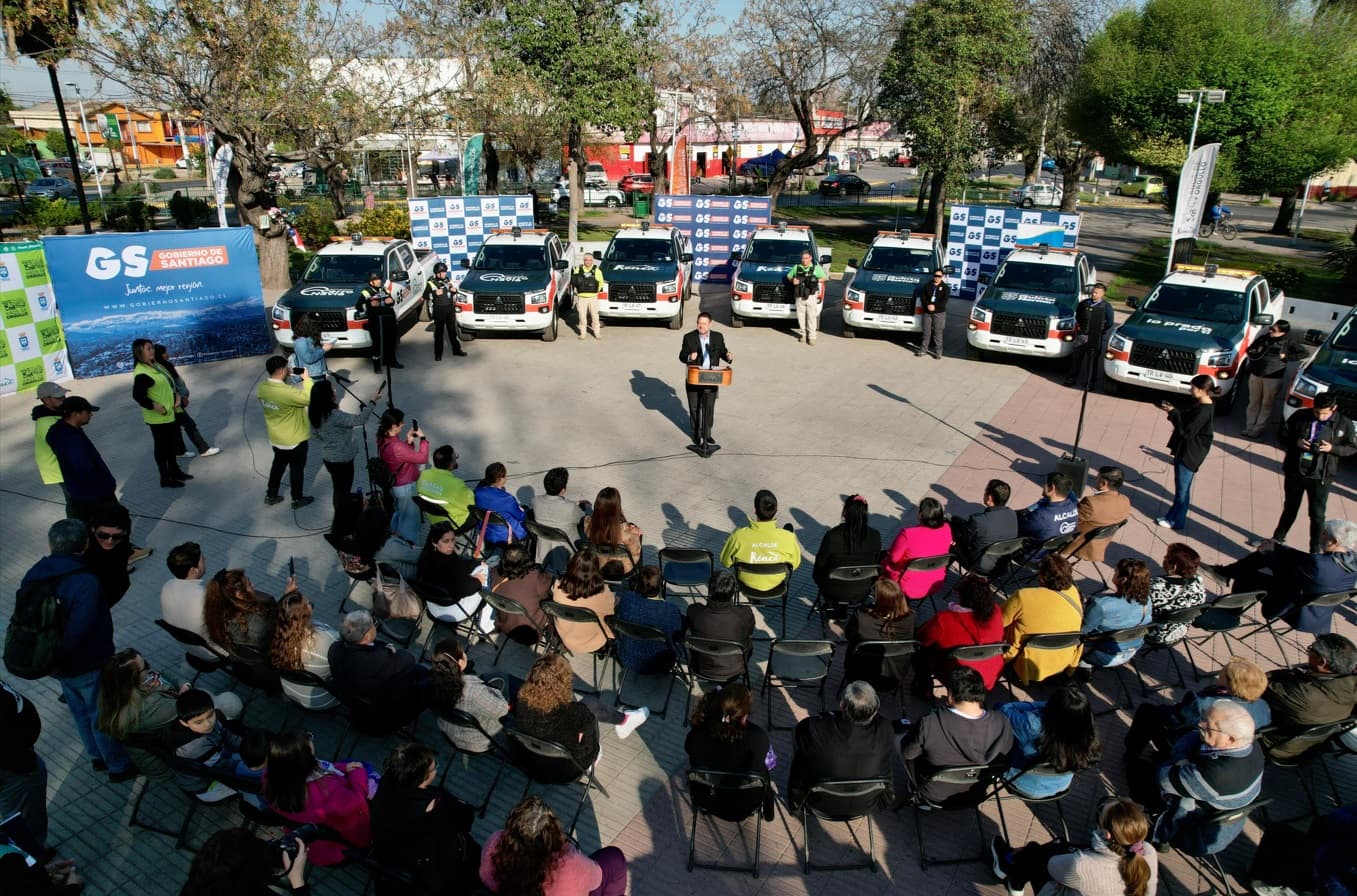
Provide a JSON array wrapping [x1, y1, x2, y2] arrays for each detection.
[[554, 182, 626, 209], [270, 236, 438, 350]]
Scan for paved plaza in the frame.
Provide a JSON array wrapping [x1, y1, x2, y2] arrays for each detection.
[[0, 283, 1353, 895]]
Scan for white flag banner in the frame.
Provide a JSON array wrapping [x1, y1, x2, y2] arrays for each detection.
[[1171, 142, 1220, 241]]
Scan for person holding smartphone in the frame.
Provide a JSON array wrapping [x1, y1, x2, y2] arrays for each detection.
[[257, 356, 316, 509], [377, 408, 429, 544], [1156, 375, 1218, 532]]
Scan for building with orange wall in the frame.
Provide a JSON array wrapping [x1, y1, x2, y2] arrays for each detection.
[[7, 101, 203, 169]]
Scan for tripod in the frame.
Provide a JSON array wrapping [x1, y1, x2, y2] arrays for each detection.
[[1062, 311, 1109, 498], [331, 372, 381, 498]]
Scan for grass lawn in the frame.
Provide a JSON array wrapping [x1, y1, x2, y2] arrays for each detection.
[[1106, 237, 1350, 305]]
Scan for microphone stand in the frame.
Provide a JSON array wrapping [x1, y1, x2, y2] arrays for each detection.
[[331, 371, 378, 497]]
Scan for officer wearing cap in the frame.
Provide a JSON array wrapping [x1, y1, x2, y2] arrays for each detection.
[[359, 271, 401, 372], [46, 396, 117, 523], [33, 381, 69, 497], [424, 261, 466, 360]]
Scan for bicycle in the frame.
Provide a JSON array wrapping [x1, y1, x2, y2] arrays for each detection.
[[1198, 212, 1238, 240]]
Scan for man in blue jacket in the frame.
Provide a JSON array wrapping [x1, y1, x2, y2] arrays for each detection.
[[44, 397, 116, 524], [1017, 472, 1079, 546], [20, 519, 135, 782], [1212, 518, 1357, 629]]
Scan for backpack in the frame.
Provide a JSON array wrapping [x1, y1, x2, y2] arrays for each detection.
[[4, 571, 73, 679]]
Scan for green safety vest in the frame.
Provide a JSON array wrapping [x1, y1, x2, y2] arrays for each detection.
[[134, 361, 176, 424], [34, 414, 62, 484]]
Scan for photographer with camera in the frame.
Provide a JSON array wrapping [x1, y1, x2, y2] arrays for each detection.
[[1270, 393, 1356, 553], [179, 826, 309, 895], [786, 250, 825, 346]]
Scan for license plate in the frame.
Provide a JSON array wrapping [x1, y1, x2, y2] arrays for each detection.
[[1143, 369, 1177, 383], [872, 314, 905, 325], [1001, 336, 1032, 348]]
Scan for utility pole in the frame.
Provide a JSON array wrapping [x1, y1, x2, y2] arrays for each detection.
[[45, 65, 93, 233], [66, 82, 103, 201]]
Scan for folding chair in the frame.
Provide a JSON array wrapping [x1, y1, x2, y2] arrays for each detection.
[[606, 616, 684, 719], [1078, 623, 1152, 712], [762, 639, 834, 731], [1174, 799, 1272, 896], [897, 553, 952, 606], [944, 536, 1029, 599], [1240, 590, 1357, 665], [659, 547, 714, 600], [411, 579, 487, 661], [680, 636, 752, 723], [412, 493, 453, 528], [917, 642, 1009, 698], [992, 763, 1077, 841], [583, 541, 639, 588], [540, 600, 615, 694], [846, 639, 918, 718], [807, 563, 878, 632], [431, 704, 512, 816], [1181, 590, 1265, 676], [324, 531, 377, 616], [686, 768, 772, 877], [275, 667, 346, 730], [1129, 607, 1204, 697], [504, 727, 610, 838], [154, 618, 230, 686], [224, 642, 281, 700], [1261, 716, 1357, 823], [466, 506, 515, 556], [1011, 631, 1084, 686], [125, 734, 263, 851], [347, 848, 417, 896], [332, 689, 422, 761], [906, 762, 1000, 870], [483, 590, 546, 664], [526, 519, 577, 574], [800, 778, 890, 874], [1064, 520, 1127, 589], [732, 561, 794, 638], [997, 532, 1078, 592]]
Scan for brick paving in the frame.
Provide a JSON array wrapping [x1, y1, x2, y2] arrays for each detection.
[[0, 288, 1352, 894]]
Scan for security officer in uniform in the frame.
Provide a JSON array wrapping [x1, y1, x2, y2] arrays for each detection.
[[913, 268, 951, 358], [1065, 282, 1114, 389], [424, 262, 466, 360], [573, 252, 605, 340], [359, 270, 401, 372], [786, 250, 825, 345]]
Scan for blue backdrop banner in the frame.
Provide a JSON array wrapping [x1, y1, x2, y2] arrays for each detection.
[[654, 195, 773, 283], [42, 227, 273, 379], [945, 205, 1081, 302], [407, 195, 536, 280]]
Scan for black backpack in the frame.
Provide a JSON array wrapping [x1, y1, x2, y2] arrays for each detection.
[[4, 571, 73, 680]]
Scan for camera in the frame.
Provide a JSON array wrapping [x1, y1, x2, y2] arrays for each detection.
[[291, 367, 305, 376], [271, 823, 320, 861]]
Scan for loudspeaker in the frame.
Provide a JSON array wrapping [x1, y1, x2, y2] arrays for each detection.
[[1058, 453, 1090, 499]]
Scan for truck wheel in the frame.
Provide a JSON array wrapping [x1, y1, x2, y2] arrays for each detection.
[[1114, 187, 1122, 196], [542, 311, 558, 342], [730, 311, 745, 327], [1102, 376, 1120, 396], [1021, 198, 1035, 208], [842, 322, 856, 338], [965, 343, 984, 361], [1215, 384, 1238, 414], [667, 301, 684, 330]]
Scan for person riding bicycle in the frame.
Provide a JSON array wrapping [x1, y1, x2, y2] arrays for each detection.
[[1209, 201, 1232, 224]]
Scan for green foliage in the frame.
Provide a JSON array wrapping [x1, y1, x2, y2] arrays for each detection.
[[353, 203, 410, 241], [20, 196, 82, 231], [152, 166, 177, 180], [1258, 262, 1307, 293], [167, 193, 212, 228], [43, 130, 69, 156], [1323, 231, 1357, 284], [288, 247, 314, 282], [102, 199, 158, 232], [292, 197, 337, 248]]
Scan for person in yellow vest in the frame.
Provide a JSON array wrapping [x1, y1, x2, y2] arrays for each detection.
[[132, 338, 190, 488], [32, 380, 69, 498], [719, 489, 803, 593], [572, 252, 605, 340], [257, 356, 316, 508], [416, 443, 475, 529]]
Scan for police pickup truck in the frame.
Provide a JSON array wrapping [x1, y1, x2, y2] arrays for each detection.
[[729, 223, 831, 327], [456, 227, 572, 342], [1284, 303, 1357, 420], [966, 245, 1097, 361], [841, 231, 942, 339], [1103, 264, 1282, 411], [598, 221, 694, 329], [271, 235, 437, 350]]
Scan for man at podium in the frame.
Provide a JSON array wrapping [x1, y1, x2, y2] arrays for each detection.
[[679, 311, 732, 457]]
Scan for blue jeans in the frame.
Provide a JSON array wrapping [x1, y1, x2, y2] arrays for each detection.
[[58, 668, 131, 773], [1165, 463, 1196, 529], [390, 482, 420, 544]]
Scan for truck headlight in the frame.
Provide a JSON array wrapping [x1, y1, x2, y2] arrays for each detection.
[[526, 289, 548, 305], [1205, 349, 1236, 368], [970, 305, 991, 324], [271, 304, 286, 321], [1293, 372, 1326, 398], [658, 280, 678, 294], [846, 287, 865, 303], [459, 290, 474, 301], [734, 278, 753, 293], [1055, 316, 1076, 331], [1108, 331, 1130, 353]]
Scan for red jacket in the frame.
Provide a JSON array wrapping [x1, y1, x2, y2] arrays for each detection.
[[379, 436, 429, 487], [266, 764, 373, 866], [918, 606, 1005, 688]]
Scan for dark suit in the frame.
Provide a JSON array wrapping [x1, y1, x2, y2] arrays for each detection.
[[1064, 489, 1131, 563], [679, 328, 731, 445], [328, 639, 429, 730], [1222, 545, 1357, 632], [685, 600, 754, 680], [787, 712, 896, 810], [953, 505, 1019, 573]]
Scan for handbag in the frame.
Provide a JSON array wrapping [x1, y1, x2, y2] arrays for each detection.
[[372, 562, 422, 620]]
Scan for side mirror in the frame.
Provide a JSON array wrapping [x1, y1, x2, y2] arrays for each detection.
[[389, 270, 410, 282], [592, 250, 603, 261], [1082, 283, 1095, 296], [1126, 296, 1139, 309], [680, 252, 693, 263], [819, 254, 831, 265], [847, 258, 859, 268], [730, 251, 743, 262], [553, 258, 569, 271], [459, 258, 471, 269], [1252, 313, 1275, 327], [978, 274, 990, 285]]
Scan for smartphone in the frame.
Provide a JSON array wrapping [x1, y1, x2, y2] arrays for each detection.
[[291, 367, 305, 376], [288, 556, 295, 577], [411, 418, 419, 433]]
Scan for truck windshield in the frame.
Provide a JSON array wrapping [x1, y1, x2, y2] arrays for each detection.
[[605, 239, 673, 263], [474, 244, 547, 270], [992, 261, 1076, 295], [1330, 315, 1357, 351], [861, 246, 934, 273], [1141, 283, 1245, 324], [745, 240, 811, 264], [302, 255, 375, 283]]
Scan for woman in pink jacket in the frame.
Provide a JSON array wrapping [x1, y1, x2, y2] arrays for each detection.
[[377, 407, 429, 544], [262, 729, 376, 866], [882, 496, 953, 600]]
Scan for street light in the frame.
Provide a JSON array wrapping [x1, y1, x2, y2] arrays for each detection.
[[65, 82, 103, 201], [1176, 88, 1226, 162]]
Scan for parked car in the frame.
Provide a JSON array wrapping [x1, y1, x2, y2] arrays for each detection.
[[618, 173, 654, 193], [1115, 175, 1165, 198], [25, 177, 78, 200], [819, 173, 872, 196], [1009, 182, 1064, 208], [886, 151, 913, 167], [1040, 157, 1057, 172]]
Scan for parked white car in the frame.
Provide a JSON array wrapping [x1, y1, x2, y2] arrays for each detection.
[[1009, 183, 1065, 208]]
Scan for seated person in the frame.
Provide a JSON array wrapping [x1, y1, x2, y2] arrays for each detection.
[[473, 462, 528, 546], [326, 492, 418, 580], [1214, 519, 1357, 631], [1002, 555, 1084, 685], [429, 639, 509, 753], [480, 796, 627, 896], [582, 487, 643, 578], [261, 729, 375, 866], [270, 590, 340, 710], [158, 688, 259, 801], [998, 685, 1101, 798], [881, 496, 953, 600], [613, 565, 682, 675], [844, 578, 916, 690], [369, 742, 479, 893], [991, 797, 1158, 896], [1126, 658, 1271, 761], [916, 574, 1005, 690], [549, 549, 617, 655], [685, 685, 774, 820], [204, 568, 281, 659], [160, 540, 225, 659], [97, 648, 242, 758], [1017, 472, 1079, 546], [415, 444, 475, 529], [416, 521, 490, 627], [530, 466, 589, 572], [512, 654, 647, 777], [178, 827, 308, 895], [1261, 632, 1357, 760], [1061, 465, 1131, 563], [951, 479, 1019, 575], [811, 494, 884, 617], [685, 568, 755, 681], [788, 680, 897, 811], [488, 544, 552, 645], [1145, 542, 1208, 645], [719, 489, 802, 593], [1248, 805, 1357, 896], [327, 609, 429, 730], [902, 667, 1014, 804], [1079, 558, 1154, 671]]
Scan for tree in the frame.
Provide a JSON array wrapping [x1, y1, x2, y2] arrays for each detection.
[[43, 128, 67, 156], [0, 87, 29, 153], [879, 0, 1028, 234]]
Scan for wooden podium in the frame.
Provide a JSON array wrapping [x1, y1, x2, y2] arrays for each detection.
[[686, 365, 732, 387]]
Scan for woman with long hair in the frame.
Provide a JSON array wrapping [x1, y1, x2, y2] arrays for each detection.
[[178, 827, 309, 896], [582, 486, 643, 577], [845, 577, 916, 688], [1002, 554, 1085, 685], [376, 408, 429, 545], [203, 568, 280, 657], [269, 590, 340, 710], [992, 796, 1157, 896], [479, 795, 628, 896], [369, 742, 479, 893], [131, 336, 189, 488], [999, 684, 1102, 798], [882, 496, 953, 600], [549, 549, 616, 655], [417, 521, 488, 626], [1157, 373, 1218, 531], [684, 684, 774, 819], [917, 573, 1005, 690], [154, 342, 219, 459], [429, 639, 509, 753], [260, 729, 374, 866], [308, 378, 381, 514], [289, 313, 332, 380], [514, 654, 646, 775], [489, 543, 553, 644], [812, 494, 885, 618], [1146, 542, 1207, 645], [96, 648, 184, 743], [1080, 558, 1154, 670]]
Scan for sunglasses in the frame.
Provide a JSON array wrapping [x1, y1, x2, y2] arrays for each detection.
[[94, 531, 126, 543]]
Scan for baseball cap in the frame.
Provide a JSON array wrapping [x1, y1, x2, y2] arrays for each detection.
[[36, 381, 69, 400], [59, 396, 99, 414]]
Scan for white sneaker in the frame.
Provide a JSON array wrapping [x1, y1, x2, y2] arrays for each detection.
[[179, 451, 196, 458], [194, 780, 238, 803], [200, 447, 221, 457], [615, 706, 650, 739]]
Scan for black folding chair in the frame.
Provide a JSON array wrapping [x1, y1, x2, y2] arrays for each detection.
[[659, 547, 714, 600], [1079, 623, 1152, 713], [1064, 520, 1127, 589], [606, 615, 683, 719], [224, 642, 282, 700], [1240, 589, 1357, 664], [1128, 606, 1205, 697], [431, 704, 511, 817], [540, 600, 615, 694], [1181, 590, 1265, 676], [680, 636, 752, 724], [347, 848, 417, 896], [504, 727, 610, 838], [997, 532, 1078, 592], [906, 762, 1000, 870], [1011, 631, 1083, 685], [125, 733, 264, 851], [762, 639, 834, 731], [483, 589, 546, 664], [807, 563, 878, 632], [582, 540, 639, 587], [732, 561, 794, 638], [412, 493, 453, 527], [917, 642, 1009, 698], [1174, 798, 1272, 896], [846, 639, 918, 717], [466, 506, 515, 555], [1261, 716, 1357, 823], [898, 552, 952, 608], [801, 778, 890, 874], [526, 519, 577, 574], [686, 768, 772, 877], [945, 536, 1029, 597], [332, 689, 422, 761], [154, 618, 230, 686], [992, 763, 1078, 842], [411, 579, 487, 661], [325, 531, 377, 616], [275, 667, 346, 731]]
